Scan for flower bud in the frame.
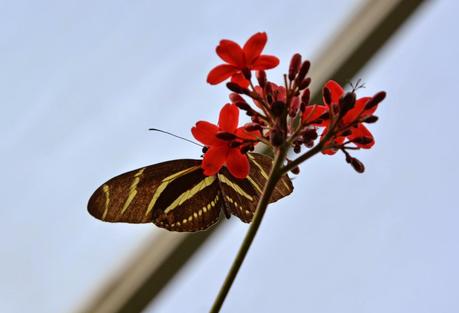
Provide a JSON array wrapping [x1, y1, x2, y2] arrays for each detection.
[[244, 123, 263, 132], [235, 100, 251, 111], [303, 128, 318, 142], [350, 157, 365, 173], [298, 77, 311, 90], [236, 102, 255, 117], [229, 93, 245, 103], [290, 166, 300, 175], [288, 53, 302, 81], [365, 91, 386, 110], [364, 115, 378, 123], [300, 89, 310, 112], [256, 70, 267, 88], [227, 82, 250, 95], [293, 145, 301, 154], [339, 92, 356, 115], [296, 60, 311, 83], [242, 67, 251, 80]]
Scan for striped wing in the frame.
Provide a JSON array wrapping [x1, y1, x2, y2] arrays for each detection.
[[88, 153, 294, 232], [88, 159, 221, 231], [219, 153, 293, 223]]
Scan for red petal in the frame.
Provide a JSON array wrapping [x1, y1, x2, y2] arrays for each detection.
[[322, 148, 337, 155], [226, 148, 250, 179], [207, 64, 238, 85], [348, 124, 374, 149], [343, 97, 371, 124], [243, 32, 267, 64], [252, 86, 265, 109], [216, 40, 245, 67], [202, 145, 228, 176], [218, 103, 239, 132], [266, 83, 286, 102], [320, 128, 344, 155], [252, 55, 279, 70], [324, 80, 344, 104], [230, 72, 250, 88], [191, 121, 220, 146], [302, 105, 329, 125], [236, 125, 260, 141]]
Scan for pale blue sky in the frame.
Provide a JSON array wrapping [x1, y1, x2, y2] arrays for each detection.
[[1, 1, 458, 313]]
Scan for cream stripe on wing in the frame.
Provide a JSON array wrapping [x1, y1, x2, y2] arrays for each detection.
[[218, 174, 253, 201], [164, 175, 215, 213], [145, 165, 200, 216], [246, 175, 262, 194], [248, 154, 269, 180], [280, 177, 291, 192], [120, 167, 145, 215], [249, 154, 290, 194], [102, 184, 110, 220]]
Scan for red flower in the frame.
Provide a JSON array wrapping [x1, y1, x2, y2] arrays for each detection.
[[302, 104, 328, 126], [253, 82, 286, 110], [207, 32, 279, 88], [302, 80, 381, 154], [191, 103, 259, 178]]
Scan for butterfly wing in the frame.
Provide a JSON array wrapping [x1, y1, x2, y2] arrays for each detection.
[[149, 163, 222, 232], [88, 159, 222, 231], [248, 153, 293, 202], [218, 153, 294, 223], [88, 153, 294, 231]]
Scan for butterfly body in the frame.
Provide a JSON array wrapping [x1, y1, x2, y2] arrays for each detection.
[[88, 153, 293, 232]]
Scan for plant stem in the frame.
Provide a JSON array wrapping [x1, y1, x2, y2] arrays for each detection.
[[209, 145, 289, 313], [281, 139, 325, 175], [282, 119, 340, 175]]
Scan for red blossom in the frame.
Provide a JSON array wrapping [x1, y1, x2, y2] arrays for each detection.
[[302, 80, 382, 154], [207, 32, 279, 88], [191, 103, 260, 178], [253, 82, 286, 111]]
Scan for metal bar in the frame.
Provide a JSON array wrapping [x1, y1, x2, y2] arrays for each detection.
[[77, 1, 426, 312]]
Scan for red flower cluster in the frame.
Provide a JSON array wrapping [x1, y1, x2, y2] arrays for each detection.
[[207, 32, 279, 88], [194, 32, 385, 177], [302, 80, 385, 155], [192, 104, 259, 178]]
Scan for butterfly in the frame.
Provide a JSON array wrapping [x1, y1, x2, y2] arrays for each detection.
[[88, 153, 293, 232]]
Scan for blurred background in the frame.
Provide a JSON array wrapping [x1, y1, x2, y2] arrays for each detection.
[[1, 0, 458, 312]]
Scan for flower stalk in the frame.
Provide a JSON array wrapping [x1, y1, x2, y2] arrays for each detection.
[[210, 144, 289, 313], [194, 32, 387, 312]]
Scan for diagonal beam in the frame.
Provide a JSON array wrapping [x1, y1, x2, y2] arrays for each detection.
[[76, 1, 426, 312]]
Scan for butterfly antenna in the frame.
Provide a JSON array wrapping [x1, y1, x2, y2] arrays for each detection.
[[149, 128, 204, 147]]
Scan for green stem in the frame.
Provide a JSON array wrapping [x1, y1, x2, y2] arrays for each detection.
[[209, 145, 289, 313]]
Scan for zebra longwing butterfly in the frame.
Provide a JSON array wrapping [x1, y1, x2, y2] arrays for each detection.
[[88, 153, 293, 232]]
